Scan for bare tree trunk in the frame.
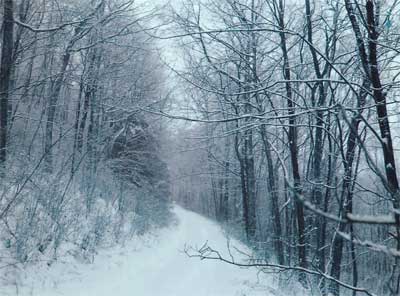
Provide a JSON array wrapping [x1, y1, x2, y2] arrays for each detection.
[[277, 0, 307, 283], [329, 81, 368, 296], [71, 74, 85, 176], [234, 121, 250, 240], [222, 160, 230, 221], [260, 126, 284, 265], [0, 0, 14, 167], [365, 3, 400, 293], [245, 127, 256, 240], [218, 139, 231, 222], [304, 0, 328, 285]]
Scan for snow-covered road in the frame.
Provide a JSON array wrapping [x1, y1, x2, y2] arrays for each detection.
[[5, 206, 280, 296]]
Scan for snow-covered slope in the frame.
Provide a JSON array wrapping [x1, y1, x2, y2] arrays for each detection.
[[3, 206, 283, 296]]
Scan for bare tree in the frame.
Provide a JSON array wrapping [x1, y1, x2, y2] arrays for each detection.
[[0, 0, 14, 166]]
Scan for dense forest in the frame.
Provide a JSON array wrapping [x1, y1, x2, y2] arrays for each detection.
[[1, 0, 400, 296], [168, 0, 400, 295], [0, 0, 172, 281]]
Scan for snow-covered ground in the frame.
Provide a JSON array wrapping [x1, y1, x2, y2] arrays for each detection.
[[3, 206, 289, 296]]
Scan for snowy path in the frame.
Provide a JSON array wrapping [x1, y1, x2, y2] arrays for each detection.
[[5, 206, 280, 296]]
